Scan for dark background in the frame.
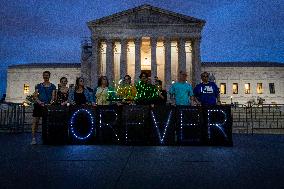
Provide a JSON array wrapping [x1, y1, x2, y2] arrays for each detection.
[[0, 0, 283, 96]]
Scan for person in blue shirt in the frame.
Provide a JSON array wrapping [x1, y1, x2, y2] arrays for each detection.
[[193, 72, 221, 106], [169, 71, 194, 106], [31, 71, 56, 145]]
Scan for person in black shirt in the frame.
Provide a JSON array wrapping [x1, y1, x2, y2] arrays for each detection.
[[68, 77, 92, 105], [154, 80, 167, 105], [55, 77, 69, 105]]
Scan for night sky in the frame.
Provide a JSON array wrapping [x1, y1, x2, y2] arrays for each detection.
[[0, 0, 283, 96]]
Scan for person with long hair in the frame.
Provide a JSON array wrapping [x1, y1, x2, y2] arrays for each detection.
[[55, 77, 69, 105], [68, 77, 92, 105], [93, 76, 117, 105]]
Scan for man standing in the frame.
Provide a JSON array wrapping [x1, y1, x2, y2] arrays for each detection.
[[31, 71, 56, 144], [135, 72, 159, 105], [169, 71, 194, 106], [193, 72, 221, 106]]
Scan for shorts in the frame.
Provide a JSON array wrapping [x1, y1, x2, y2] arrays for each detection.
[[32, 103, 45, 117]]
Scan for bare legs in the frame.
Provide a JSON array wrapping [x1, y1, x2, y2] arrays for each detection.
[[31, 117, 40, 144]]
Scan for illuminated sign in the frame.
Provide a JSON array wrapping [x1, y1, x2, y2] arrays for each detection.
[[42, 105, 233, 146], [97, 106, 120, 143], [69, 109, 95, 140]]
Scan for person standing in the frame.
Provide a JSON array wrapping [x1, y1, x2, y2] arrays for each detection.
[[154, 80, 167, 105], [93, 76, 118, 105], [31, 71, 56, 145], [169, 71, 194, 106], [68, 77, 93, 105], [55, 77, 69, 105], [193, 72, 221, 106], [116, 75, 137, 104], [135, 72, 159, 105]]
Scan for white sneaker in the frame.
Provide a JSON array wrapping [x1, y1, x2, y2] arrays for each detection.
[[31, 138, 37, 145]]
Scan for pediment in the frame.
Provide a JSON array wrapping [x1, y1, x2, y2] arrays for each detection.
[[88, 4, 205, 27]]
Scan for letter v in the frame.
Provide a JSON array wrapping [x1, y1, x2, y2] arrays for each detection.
[[150, 110, 173, 144]]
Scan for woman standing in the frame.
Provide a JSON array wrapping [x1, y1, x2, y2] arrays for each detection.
[[55, 77, 69, 105], [68, 77, 92, 105], [116, 75, 137, 103], [93, 76, 111, 105]]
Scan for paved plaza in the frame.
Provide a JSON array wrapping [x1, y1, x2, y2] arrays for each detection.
[[0, 133, 283, 189]]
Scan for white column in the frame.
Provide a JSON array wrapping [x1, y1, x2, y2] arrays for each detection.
[[106, 39, 114, 85], [120, 38, 128, 79], [134, 38, 141, 81], [164, 38, 172, 89], [151, 37, 157, 83], [192, 37, 201, 87], [91, 37, 99, 87], [178, 38, 186, 73]]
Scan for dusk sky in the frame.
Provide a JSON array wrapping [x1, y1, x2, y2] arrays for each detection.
[[0, 0, 283, 96]]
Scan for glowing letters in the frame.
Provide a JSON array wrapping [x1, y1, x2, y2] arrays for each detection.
[[69, 109, 95, 140]]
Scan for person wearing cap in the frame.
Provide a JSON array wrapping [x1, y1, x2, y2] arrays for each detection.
[[169, 71, 194, 106], [193, 72, 221, 106]]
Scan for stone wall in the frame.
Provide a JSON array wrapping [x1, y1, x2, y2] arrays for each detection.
[[202, 66, 284, 105], [6, 66, 81, 103]]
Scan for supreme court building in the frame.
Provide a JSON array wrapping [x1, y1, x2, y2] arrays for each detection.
[[5, 4, 284, 104], [81, 4, 204, 88]]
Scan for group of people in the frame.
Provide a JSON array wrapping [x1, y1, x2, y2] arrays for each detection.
[[30, 70, 220, 144]]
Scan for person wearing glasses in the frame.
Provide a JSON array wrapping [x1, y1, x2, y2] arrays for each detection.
[[31, 71, 56, 145], [193, 72, 221, 106], [169, 71, 194, 106], [116, 75, 137, 103], [68, 77, 92, 105]]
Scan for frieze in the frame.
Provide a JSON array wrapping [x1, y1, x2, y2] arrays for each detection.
[[91, 26, 201, 39], [89, 7, 203, 27]]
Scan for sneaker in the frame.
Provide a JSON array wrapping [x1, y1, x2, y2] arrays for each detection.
[[31, 138, 37, 145]]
